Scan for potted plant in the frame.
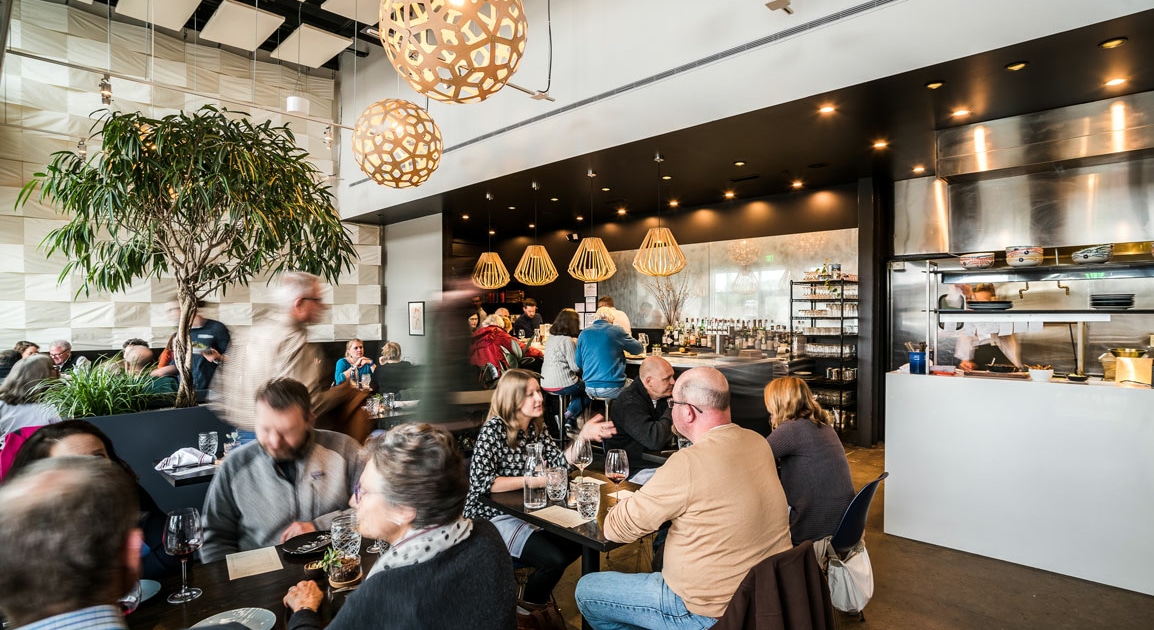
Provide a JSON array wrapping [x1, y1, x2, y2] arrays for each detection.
[[37, 356, 175, 418], [17, 106, 357, 408], [316, 547, 362, 589]]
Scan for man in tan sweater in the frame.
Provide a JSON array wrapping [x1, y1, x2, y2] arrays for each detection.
[[575, 367, 792, 629]]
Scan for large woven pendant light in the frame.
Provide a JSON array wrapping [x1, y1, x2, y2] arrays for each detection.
[[379, 0, 528, 104], [514, 182, 559, 286], [472, 193, 510, 289], [633, 153, 687, 277], [568, 169, 617, 282]]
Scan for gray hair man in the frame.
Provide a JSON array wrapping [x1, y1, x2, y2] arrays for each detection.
[[209, 271, 328, 436], [0, 457, 140, 629], [597, 296, 632, 335], [575, 367, 792, 628], [48, 339, 90, 373]]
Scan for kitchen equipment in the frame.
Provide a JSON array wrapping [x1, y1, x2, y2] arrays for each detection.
[[1115, 357, 1153, 386], [1028, 368, 1054, 382], [1066, 373, 1089, 382], [1109, 348, 1147, 358], [908, 351, 926, 374], [1071, 244, 1113, 264], [1005, 246, 1044, 267], [958, 252, 995, 269], [966, 300, 1014, 311]]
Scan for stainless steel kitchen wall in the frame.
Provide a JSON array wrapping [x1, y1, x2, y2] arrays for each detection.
[[893, 177, 950, 256]]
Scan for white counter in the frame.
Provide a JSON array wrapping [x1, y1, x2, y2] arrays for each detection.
[[885, 372, 1154, 595]]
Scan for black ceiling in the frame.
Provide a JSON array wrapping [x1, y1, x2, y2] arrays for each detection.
[[345, 9, 1154, 245]]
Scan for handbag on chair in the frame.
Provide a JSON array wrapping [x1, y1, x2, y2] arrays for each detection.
[[824, 540, 874, 614]]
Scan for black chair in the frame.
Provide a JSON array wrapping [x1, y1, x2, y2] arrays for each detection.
[[830, 472, 889, 558]]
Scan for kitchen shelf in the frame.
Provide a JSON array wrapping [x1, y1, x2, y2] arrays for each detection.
[[790, 280, 857, 435], [939, 261, 1154, 284], [937, 310, 1153, 323]]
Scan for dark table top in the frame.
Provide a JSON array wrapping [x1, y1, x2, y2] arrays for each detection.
[[153, 463, 219, 487], [128, 541, 378, 630]]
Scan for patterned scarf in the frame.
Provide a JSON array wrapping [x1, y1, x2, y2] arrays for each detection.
[[367, 518, 473, 579]]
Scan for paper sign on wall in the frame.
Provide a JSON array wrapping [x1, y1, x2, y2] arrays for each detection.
[[583, 283, 598, 297]]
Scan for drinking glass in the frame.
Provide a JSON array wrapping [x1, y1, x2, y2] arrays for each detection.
[[163, 507, 203, 603], [381, 392, 395, 411], [546, 467, 568, 502], [572, 439, 592, 484], [638, 333, 649, 349], [331, 514, 362, 559], [366, 539, 389, 554], [605, 449, 629, 501], [197, 431, 218, 459], [118, 580, 142, 614], [576, 482, 600, 520], [359, 373, 372, 391]]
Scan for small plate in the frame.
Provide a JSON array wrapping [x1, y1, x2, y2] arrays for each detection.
[[140, 579, 161, 603], [193, 608, 276, 630], [281, 530, 331, 556], [794, 371, 812, 376]]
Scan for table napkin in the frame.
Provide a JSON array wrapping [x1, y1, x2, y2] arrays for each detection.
[[155, 448, 213, 471], [531, 505, 593, 527]]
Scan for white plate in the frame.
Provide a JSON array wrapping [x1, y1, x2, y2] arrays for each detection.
[[193, 608, 276, 630], [140, 580, 161, 603]]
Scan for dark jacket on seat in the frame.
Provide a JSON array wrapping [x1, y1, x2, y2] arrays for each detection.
[[712, 540, 834, 630]]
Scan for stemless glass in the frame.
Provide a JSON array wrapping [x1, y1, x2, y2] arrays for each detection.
[[331, 514, 362, 559], [546, 467, 568, 502], [197, 432, 218, 459], [605, 449, 629, 501], [572, 439, 592, 484], [576, 481, 600, 520], [163, 507, 204, 603]]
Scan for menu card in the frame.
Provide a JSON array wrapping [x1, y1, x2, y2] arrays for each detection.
[[532, 505, 593, 527], [226, 546, 283, 580]]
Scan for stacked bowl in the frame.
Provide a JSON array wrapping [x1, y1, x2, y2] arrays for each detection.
[[1071, 244, 1113, 264], [959, 252, 995, 269], [1090, 293, 1134, 311], [1006, 246, 1044, 267]]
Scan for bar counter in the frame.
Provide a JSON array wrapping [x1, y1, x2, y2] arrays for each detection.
[[884, 372, 1154, 596]]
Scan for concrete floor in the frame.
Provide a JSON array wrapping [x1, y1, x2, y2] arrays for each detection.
[[554, 443, 1154, 629]]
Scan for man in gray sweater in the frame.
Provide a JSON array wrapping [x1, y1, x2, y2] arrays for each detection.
[[201, 378, 363, 563]]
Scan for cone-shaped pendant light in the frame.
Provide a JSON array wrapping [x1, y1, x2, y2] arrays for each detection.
[[472, 193, 511, 290], [634, 153, 686, 277], [514, 183, 559, 286], [568, 169, 617, 282]]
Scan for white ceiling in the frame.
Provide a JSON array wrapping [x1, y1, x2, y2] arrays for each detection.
[[199, 0, 286, 52], [270, 24, 352, 69], [115, 0, 202, 33], [321, 0, 381, 25]]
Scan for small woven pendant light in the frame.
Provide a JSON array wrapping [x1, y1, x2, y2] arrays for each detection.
[[514, 182, 559, 286], [472, 193, 510, 290], [568, 169, 617, 282], [633, 153, 686, 277]]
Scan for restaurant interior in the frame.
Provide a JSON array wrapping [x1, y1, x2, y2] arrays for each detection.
[[2, 0, 1154, 628]]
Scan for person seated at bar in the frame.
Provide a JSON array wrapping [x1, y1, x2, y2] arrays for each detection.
[[375, 341, 416, 396], [0, 355, 60, 436], [512, 298, 544, 340], [48, 339, 89, 373], [576, 307, 644, 401], [575, 367, 792, 629], [201, 377, 363, 562], [283, 424, 517, 629], [764, 377, 854, 545], [0, 457, 142, 630], [603, 356, 676, 475], [13, 340, 39, 359], [470, 314, 543, 380], [335, 338, 376, 387], [7, 420, 180, 579], [956, 283, 1022, 371], [541, 308, 590, 425], [465, 369, 616, 608]]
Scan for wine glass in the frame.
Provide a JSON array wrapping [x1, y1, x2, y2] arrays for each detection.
[[163, 507, 203, 603], [572, 438, 592, 484], [605, 449, 629, 501], [118, 580, 142, 614]]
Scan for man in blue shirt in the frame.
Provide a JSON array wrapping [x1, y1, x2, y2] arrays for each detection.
[[575, 306, 644, 400]]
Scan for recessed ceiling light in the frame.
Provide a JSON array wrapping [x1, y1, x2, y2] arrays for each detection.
[[912, 165, 926, 174], [1099, 37, 1127, 49], [576, 215, 584, 221], [925, 81, 944, 90], [508, 206, 516, 210], [724, 191, 735, 199], [488, 229, 495, 235], [791, 180, 804, 189], [1004, 61, 1028, 72], [661, 175, 672, 180], [733, 160, 746, 167], [601, 187, 610, 192], [873, 140, 888, 149], [952, 108, 971, 117], [668, 200, 679, 208], [1105, 77, 1127, 87], [819, 105, 835, 114], [528, 223, 535, 229], [461, 214, 470, 220], [616, 208, 627, 215], [550, 197, 559, 202]]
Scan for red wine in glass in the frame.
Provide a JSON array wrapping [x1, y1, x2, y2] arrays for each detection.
[[605, 449, 629, 501], [163, 507, 204, 604]]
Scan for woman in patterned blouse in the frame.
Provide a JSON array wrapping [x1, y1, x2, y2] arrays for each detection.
[[465, 368, 617, 606]]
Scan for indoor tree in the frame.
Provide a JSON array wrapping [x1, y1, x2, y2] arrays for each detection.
[[18, 106, 357, 408]]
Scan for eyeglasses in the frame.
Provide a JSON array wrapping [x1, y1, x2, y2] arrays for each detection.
[[352, 481, 385, 503], [300, 297, 323, 303], [667, 399, 702, 413], [49, 352, 67, 359]]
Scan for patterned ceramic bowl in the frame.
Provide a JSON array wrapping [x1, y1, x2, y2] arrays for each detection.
[[959, 252, 995, 269], [1071, 244, 1113, 264], [1005, 246, 1044, 267]]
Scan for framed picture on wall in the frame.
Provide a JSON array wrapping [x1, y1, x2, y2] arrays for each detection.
[[408, 301, 425, 336]]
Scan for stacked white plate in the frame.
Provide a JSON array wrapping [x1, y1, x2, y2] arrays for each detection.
[[1090, 293, 1134, 311]]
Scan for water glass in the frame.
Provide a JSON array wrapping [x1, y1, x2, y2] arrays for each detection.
[[331, 514, 361, 559], [197, 432, 218, 459], [576, 482, 600, 520], [359, 373, 372, 391], [381, 392, 396, 411], [546, 467, 568, 502]]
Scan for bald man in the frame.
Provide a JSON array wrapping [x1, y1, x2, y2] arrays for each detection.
[[603, 356, 675, 471], [576, 367, 791, 628], [125, 345, 177, 396]]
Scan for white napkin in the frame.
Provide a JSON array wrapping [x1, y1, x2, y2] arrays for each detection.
[[531, 505, 593, 527], [155, 448, 214, 471]]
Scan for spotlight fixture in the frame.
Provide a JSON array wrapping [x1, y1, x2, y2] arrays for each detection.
[[323, 125, 333, 149], [601, 187, 610, 192], [576, 215, 584, 221], [668, 200, 679, 208], [1098, 37, 1127, 49], [508, 206, 516, 210], [617, 208, 627, 215], [791, 180, 804, 189], [925, 80, 944, 90], [488, 229, 496, 235], [77, 139, 87, 161], [1105, 77, 1127, 87], [550, 197, 559, 202], [873, 140, 889, 149], [733, 160, 746, 167], [765, 0, 794, 15], [661, 175, 672, 180], [462, 214, 470, 220], [99, 74, 112, 105], [952, 109, 972, 117], [819, 105, 835, 114], [724, 191, 736, 199], [1004, 61, 1028, 72], [528, 223, 536, 229], [912, 165, 926, 174]]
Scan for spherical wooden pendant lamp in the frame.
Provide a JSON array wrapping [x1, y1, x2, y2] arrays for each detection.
[[568, 169, 617, 283], [633, 153, 686, 277], [472, 193, 511, 290], [379, 0, 528, 104], [513, 183, 559, 286], [352, 98, 442, 188]]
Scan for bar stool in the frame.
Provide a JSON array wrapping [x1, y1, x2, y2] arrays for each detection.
[[588, 394, 615, 453], [543, 390, 572, 448]]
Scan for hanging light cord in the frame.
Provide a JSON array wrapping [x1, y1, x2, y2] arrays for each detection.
[[655, 154, 664, 229]]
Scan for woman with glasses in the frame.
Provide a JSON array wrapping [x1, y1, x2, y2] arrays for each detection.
[[763, 376, 854, 544], [464, 368, 616, 608], [283, 424, 517, 629], [334, 338, 376, 387]]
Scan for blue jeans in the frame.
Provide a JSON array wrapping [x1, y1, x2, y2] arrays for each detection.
[[586, 386, 624, 400], [576, 571, 717, 630], [544, 382, 590, 419]]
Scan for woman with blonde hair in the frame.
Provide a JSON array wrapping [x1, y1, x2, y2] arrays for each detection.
[[764, 376, 854, 544], [335, 338, 375, 387], [465, 369, 616, 606], [376, 341, 416, 396]]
